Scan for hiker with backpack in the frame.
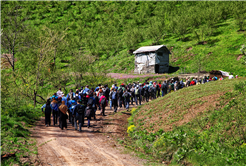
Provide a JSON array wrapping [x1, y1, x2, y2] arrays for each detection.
[[109, 88, 113, 110], [118, 85, 124, 108], [123, 89, 131, 111], [67, 89, 75, 101], [74, 91, 81, 102], [61, 93, 67, 106], [44, 99, 52, 127], [73, 99, 85, 131], [57, 97, 62, 126], [59, 100, 68, 130], [57, 88, 63, 98], [87, 93, 96, 120], [143, 83, 149, 102], [130, 86, 135, 105], [85, 96, 95, 128], [99, 92, 108, 116], [104, 84, 110, 101], [83, 85, 90, 95], [51, 97, 59, 126], [157, 81, 161, 98], [161, 81, 168, 97], [67, 98, 76, 126], [112, 88, 118, 113], [134, 85, 141, 106]]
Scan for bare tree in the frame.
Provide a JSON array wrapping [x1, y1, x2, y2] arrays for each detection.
[[1, 4, 28, 71]]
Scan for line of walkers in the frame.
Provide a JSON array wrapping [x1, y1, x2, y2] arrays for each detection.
[[41, 75, 230, 131]]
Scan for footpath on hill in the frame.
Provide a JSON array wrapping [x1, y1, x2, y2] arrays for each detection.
[[32, 105, 144, 166]]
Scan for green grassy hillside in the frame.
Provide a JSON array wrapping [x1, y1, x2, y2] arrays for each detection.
[[2, 1, 246, 75], [126, 78, 246, 165]]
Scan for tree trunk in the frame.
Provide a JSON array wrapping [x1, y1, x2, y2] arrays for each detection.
[[34, 90, 37, 108]]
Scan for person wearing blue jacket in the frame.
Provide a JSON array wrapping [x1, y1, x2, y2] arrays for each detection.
[[42, 99, 52, 127], [73, 100, 85, 131], [61, 93, 67, 106], [68, 99, 76, 126]]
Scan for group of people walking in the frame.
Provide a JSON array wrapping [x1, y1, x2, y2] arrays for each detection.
[[41, 75, 234, 132]]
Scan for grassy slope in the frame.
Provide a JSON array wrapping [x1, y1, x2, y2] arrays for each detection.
[[133, 78, 244, 133], [126, 78, 246, 165], [104, 18, 246, 75], [4, 2, 245, 76]]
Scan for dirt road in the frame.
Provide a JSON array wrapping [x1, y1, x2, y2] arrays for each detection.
[[32, 107, 143, 166]]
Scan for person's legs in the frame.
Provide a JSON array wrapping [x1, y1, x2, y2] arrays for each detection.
[[126, 100, 129, 110], [74, 116, 78, 130], [87, 117, 91, 127], [45, 112, 49, 126], [78, 114, 83, 131], [69, 111, 71, 122], [114, 99, 118, 112], [102, 106, 106, 116], [139, 95, 142, 105], [119, 98, 123, 108], [110, 99, 112, 109], [53, 111, 56, 126], [135, 95, 138, 105], [71, 115, 74, 127]]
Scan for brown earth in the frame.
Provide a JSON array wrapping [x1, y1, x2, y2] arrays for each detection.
[[32, 105, 144, 166]]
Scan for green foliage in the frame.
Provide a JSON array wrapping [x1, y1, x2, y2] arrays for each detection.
[[2, 1, 246, 75], [1, 105, 43, 165]]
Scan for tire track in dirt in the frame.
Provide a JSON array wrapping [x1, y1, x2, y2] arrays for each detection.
[[32, 107, 143, 166]]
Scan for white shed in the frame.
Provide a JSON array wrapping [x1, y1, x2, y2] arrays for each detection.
[[133, 45, 171, 74]]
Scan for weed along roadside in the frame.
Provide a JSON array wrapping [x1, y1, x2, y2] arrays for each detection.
[[1, 106, 43, 165], [120, 78, 246, 165]]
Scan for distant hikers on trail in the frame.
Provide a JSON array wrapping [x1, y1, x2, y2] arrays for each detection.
[[41, 75, 235, 131]]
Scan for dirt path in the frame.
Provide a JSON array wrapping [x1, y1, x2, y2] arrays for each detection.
[[32, 106, 144, 166]]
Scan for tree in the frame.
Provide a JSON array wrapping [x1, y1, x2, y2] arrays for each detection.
[[232, 2, 246, 31], [16, 27, 67, 107], [70, 49, 96, 87], [191, 50, 207, 78], [1, 2, 28, 71]]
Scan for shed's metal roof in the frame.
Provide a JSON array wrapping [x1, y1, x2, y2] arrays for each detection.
[[133, 45, 169, 54]]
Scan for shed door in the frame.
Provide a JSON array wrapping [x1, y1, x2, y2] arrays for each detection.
[[155, 64, 159, 73]]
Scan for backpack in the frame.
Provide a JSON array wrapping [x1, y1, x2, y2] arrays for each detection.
[[87, 98, 94, 106], [118, 88, 123, 97], [77, 105, 84, 114], [131, 89, 135, 96], [53, 104, 58, 111], [135, 89, 139, 95], [148, 86, 153, 93], [140, 87, 144, 96], [144, 86, 148, 92], [68, 92, 73, 100], [101, 97, 106, 106], [75, 95, 79, 101], [112, 92, 116, 100], [124, 92, 130, 98], [70, 105, 76, 114], [85, 106, 92, 117]]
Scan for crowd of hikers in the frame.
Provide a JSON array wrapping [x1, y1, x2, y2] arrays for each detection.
[[41, 75, 236, 131]]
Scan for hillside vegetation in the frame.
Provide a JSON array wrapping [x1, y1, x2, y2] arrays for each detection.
[[2, 1, 246, 75], [126, 78, 246, 165]]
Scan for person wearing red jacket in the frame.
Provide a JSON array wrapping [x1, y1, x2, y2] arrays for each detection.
[[157, 81, 162, 98], [190, 79, 196, 86], [99, 92, 108, 116]]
